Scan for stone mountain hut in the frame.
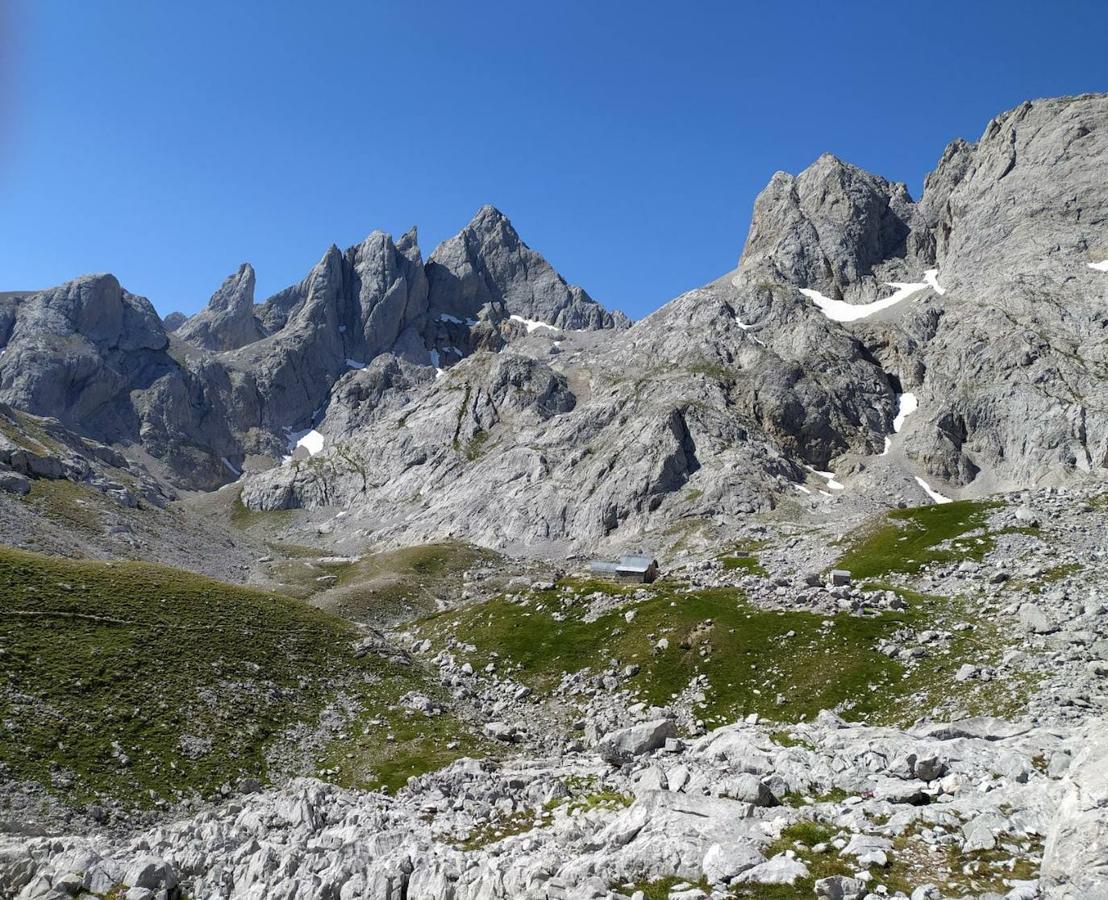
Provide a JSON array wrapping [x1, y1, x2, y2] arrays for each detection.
[[589, 555, 660, 584]]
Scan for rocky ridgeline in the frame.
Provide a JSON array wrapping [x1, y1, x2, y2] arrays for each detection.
[[0, 207, 624, 493], [1, 95, 1107, 553]]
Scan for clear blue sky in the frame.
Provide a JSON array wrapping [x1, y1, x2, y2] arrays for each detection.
[[2, 1, 1106, 319]]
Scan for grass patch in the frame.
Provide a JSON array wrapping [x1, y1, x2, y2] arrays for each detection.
[[0, 545, 431, 809], [879, 830, 1042, 896], [768, 730, 813, 750], [770, 821, 838, 851], [19, 479, 105, 533], [618, 876, 711, 900], [463, 428, 490, 460], [315, 673, 496, 794], [832, 500, 999, 580], [417, 580, 1027, 728], [1020, 562, 1081, 594], [229, 492, 292, 530], [312, 542, 500, 626], [721, 554, 768, 576], [455, 808, 549, 851], [756, 818, 1043, 898]]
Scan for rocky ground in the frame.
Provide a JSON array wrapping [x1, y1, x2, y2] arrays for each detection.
[[2, 487, 1106, 899]]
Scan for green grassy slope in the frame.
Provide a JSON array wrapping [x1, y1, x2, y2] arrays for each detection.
[[831, 500, 1002, 580], [417, 577, 1028, 728], [0, 546, 486, 807]]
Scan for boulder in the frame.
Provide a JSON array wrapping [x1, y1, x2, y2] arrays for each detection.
[[734, 855, 810, 885], [702, 841, 764, 884], [597, 719, 677, 765]]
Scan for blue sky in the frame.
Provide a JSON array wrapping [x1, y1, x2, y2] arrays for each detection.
[[2, 1, 1106, 320]]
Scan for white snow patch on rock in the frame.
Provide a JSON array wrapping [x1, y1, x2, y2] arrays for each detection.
[[439, 313, 464, 324], [915, 476, 953, 504], [221, 457, 240, 477], [893, 392, 918, 433], [1088, 260, 1108, 272], [509, 314, 559, 333], [800, 279, 930, 323], [923, 268, 947, 295], [345, 358, 366, 370], [806, 466, 844, 490], [288, 429, 325, 457]]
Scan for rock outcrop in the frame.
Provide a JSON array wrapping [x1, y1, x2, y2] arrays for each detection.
[[176, 263, 263, 351], [427, 205, 630, 330]]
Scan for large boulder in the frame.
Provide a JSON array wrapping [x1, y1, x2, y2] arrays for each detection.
[[597, 719, 677, 765]]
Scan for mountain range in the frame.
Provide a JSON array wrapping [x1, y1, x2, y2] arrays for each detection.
[[2, 93, 1108, 900], [3, 93, 1106, 556]]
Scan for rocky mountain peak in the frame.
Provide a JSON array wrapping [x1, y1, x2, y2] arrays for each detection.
[[395, 225, 421, 262], [915, 93, 1108, 281], [427, 205, 628, 330], [176, 263, 262, 351], [737, 153, 917, 301], [162, 311, 187, 332]]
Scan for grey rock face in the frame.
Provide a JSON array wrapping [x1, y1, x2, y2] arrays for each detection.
[[231, 231, 432, 433], [735, 93, 1108, 495], [176, 263, 263, 351], [0, 274, 167, 427], [161, 311, 187, 332], [427, 205, 629, 330], [239, 265, 891, 550], [0, 207, 628, 494], [1041, 720, 1108, 896], [891, 94, 1108, 489], [738, 153, 918, 302]]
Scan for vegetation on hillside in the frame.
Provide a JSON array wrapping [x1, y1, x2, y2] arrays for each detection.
[[0, 546, 485, 808], [417, 575, 1026, 728], [831, 500, 1000, 580]]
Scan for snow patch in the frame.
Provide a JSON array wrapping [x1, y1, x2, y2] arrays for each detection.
[[287, 429, 325, 457], [428, 349, 445, 379], [881, 393, 923, 459], [1088, 260, 1108, 273], [439, 313, 464, 324], [793, 484, 812, 495], [345, 358, 366, 369], [221, 457, 241, 477], [892, 392, 918, 433], [800, 279, 930, 323], [509, 314, 559, 334], [923, 269, 947, 295], [914, 476, 952, 505], [806, 466, 844, 491]]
